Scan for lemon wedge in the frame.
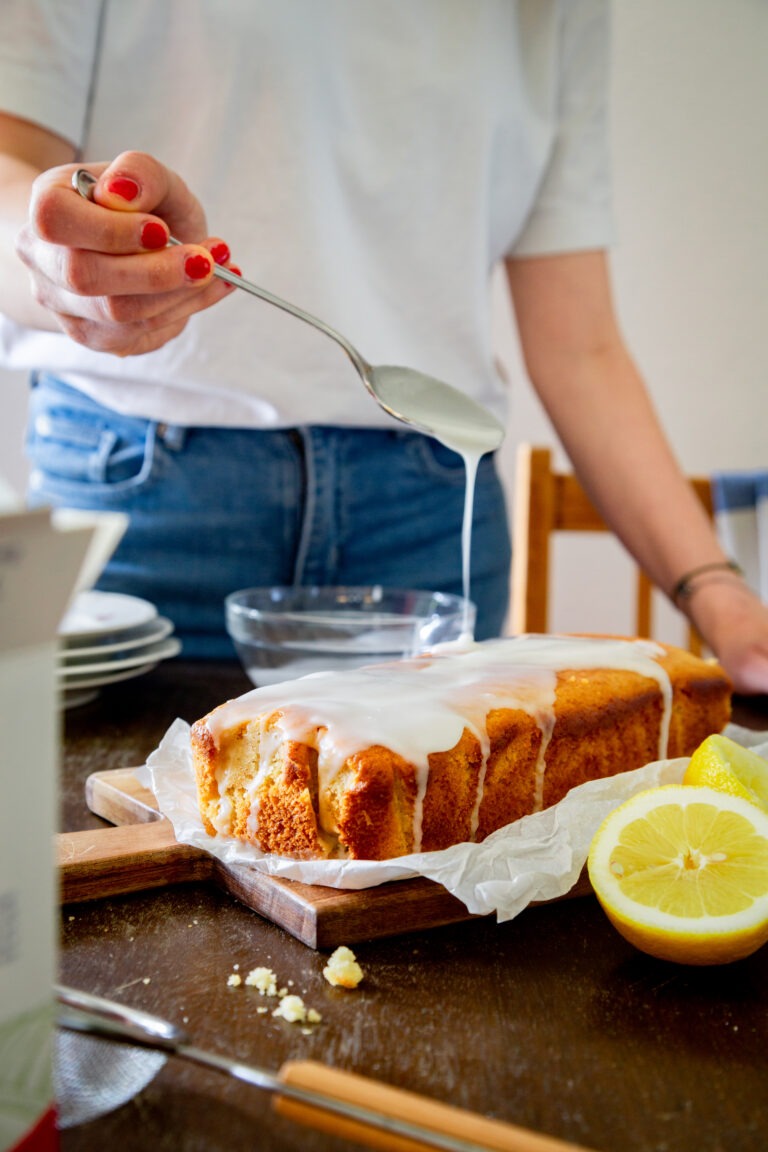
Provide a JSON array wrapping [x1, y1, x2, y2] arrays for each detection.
[[587, 784, 768, 965], [683, 733, 768, 812]]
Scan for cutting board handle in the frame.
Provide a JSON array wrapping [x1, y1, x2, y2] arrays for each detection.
[[58, 820, 213, 903]]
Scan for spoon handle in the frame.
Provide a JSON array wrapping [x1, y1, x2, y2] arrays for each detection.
[[168, 238, 369, 374], [71, 168, 370, 380]]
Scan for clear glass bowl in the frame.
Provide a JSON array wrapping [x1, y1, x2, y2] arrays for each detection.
[[225, 585, 475, 687]]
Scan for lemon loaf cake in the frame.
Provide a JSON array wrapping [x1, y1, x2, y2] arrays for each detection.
[[190, 636, 731, 861]]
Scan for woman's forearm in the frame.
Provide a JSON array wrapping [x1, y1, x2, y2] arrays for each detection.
[[506, 251, 728, 600], [532, 338, 726, 600]]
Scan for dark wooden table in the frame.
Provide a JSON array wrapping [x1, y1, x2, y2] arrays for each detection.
[[58, 660, 768, 1152]]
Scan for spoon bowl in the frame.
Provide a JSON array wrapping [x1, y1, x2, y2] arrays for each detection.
[[366, 365, 504, 453]]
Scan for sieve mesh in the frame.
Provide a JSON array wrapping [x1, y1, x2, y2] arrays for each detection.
[[54, 1030, 166, 1128]]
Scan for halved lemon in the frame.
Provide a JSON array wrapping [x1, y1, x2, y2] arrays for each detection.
[[683, 733, 768, 812], [587, 784, 768, 965]]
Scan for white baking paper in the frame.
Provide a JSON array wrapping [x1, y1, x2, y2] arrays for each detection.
[[138, 720, 768, 924]]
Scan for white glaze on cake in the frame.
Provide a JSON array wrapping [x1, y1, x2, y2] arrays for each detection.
[[203, 635, 673, 851]]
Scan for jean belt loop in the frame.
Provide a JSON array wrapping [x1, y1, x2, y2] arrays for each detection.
[[89, 428, 118, 481], [157, 423, 187, 452]]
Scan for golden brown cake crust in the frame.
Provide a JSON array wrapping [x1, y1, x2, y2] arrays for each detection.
[[190, 638, 732, 862]]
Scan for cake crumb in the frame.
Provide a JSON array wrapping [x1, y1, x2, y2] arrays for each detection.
[[245, 966, 278, 996], [273, 994, 307, 1023], [228, 962, 324, 1026], [322, 946, 363, 989]]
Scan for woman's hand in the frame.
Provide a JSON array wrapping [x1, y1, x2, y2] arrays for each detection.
[[688, 579, 768, 695], [16, 149, 236, 356]]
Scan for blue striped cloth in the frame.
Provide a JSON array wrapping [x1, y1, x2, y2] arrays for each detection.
[[712, 470, 768, 601]]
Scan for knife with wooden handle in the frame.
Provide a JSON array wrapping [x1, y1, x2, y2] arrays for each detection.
[[58, 985, 594, 1152]]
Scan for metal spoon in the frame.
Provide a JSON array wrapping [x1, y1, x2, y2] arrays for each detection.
[[72, 168, 504, 454]]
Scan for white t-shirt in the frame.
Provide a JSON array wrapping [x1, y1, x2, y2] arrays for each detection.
[[0, 0, 613, 430]]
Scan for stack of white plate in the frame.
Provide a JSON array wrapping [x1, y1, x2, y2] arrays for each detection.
[[58, 590, 181, 708]]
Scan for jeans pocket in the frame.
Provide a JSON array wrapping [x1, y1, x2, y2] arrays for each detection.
[[404, 432, 474, 484], [26, 378, 161, 503]]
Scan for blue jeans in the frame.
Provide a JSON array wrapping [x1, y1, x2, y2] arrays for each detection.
[[27, 374, 511, 658]]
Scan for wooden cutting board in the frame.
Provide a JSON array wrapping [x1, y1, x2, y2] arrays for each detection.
[[57, 769, 485, 948], [57, 769, 590, 949]]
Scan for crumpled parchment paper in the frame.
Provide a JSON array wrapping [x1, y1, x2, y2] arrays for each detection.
[[136, 720, 768, 924]]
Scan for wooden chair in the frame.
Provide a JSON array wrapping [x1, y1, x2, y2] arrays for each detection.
[[510, 444, 714, 655]]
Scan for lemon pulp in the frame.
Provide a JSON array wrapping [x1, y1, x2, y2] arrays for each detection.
[[587, 785, 768, 965]]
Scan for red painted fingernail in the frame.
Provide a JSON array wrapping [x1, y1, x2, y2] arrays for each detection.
[[141, 221, 168, 250], [106, 176, 140, 202], [229, 265, 241, 277], [185, 253, 213, 281], [210, 241, 230, 266]]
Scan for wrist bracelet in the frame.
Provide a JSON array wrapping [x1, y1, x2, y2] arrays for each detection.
[[670, 560, 744, 606]]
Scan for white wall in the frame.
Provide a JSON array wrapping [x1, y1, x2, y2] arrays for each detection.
[[2, 0, 766, 639], [494, 0, 768, 642]]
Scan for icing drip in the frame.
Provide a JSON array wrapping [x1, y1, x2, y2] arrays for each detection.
[[205, 635, 673, 851], [532, 707, 557, 814], [411, 762, 429, 853], [458, 447, 480, 639]]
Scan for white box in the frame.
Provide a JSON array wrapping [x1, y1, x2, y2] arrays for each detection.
[[0, 508, 93, 1152]]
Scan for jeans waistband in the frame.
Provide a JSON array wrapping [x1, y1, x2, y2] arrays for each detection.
[[31, 373, 427, 455]]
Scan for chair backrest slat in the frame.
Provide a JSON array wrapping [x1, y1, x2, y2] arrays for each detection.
[[511, 444, 712, 656]]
